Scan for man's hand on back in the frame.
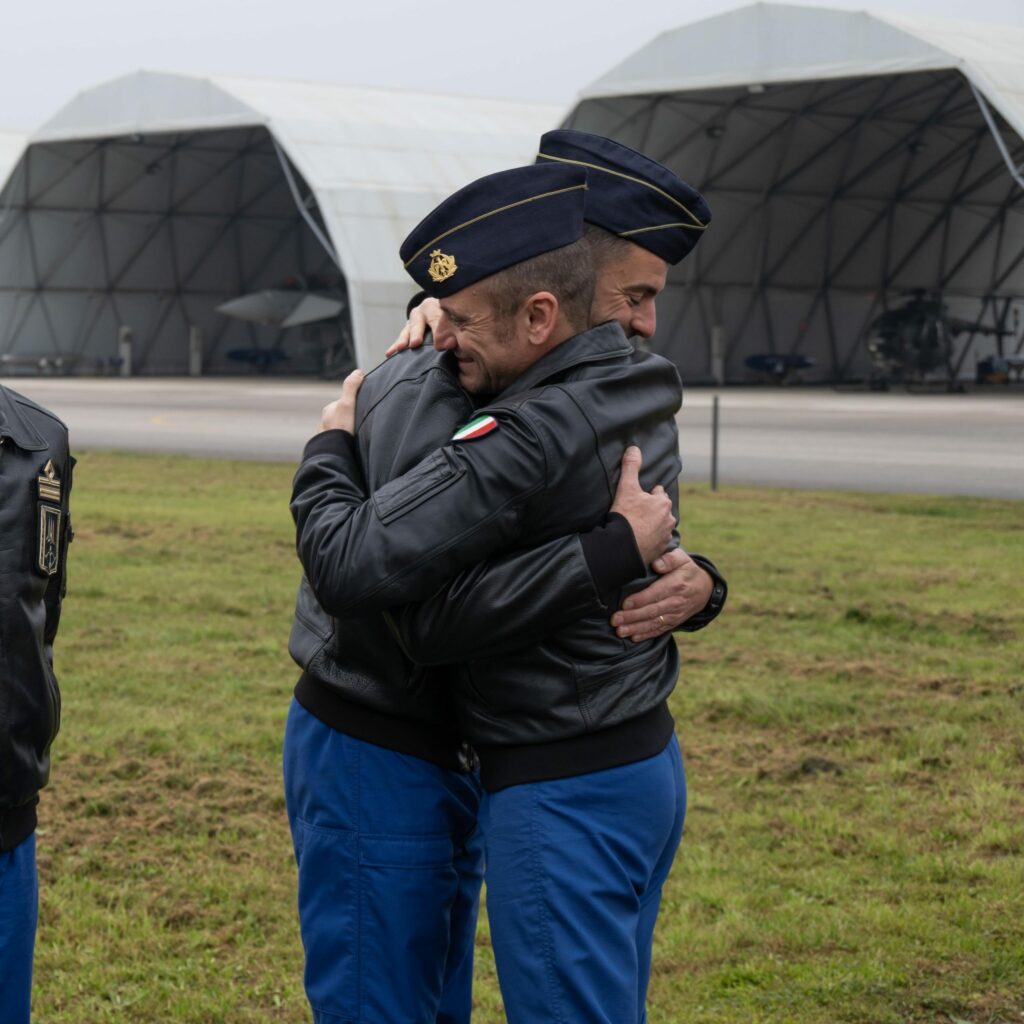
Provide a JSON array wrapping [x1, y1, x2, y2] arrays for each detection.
[[319, 369, 364, 434], [610, 446, 675, 565], [611, 548, 714, 642]]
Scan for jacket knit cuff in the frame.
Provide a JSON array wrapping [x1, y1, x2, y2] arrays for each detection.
[[302, 429, 356, 462], [676, 553, 728, 632], [579, 512, 647, 606]]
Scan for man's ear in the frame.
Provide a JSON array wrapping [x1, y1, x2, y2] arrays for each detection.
[[524, 291, 558, 347]]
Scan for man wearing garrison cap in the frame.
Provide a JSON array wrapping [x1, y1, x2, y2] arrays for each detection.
[[284, 160, 682, 1024], [393, 128, 727, 641], [289, 158, 723, 1022]]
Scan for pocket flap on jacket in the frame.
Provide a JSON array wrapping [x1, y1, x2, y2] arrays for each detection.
[[372, 449, 465, 525]]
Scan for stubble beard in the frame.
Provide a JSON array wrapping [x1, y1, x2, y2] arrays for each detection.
[[460, 316, 518, 396]]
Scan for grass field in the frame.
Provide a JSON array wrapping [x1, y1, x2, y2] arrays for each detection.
[[33, 451, 1024, 1023]]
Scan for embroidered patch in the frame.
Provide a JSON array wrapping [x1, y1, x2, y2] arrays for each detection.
[[38, 505, 62, 577], [451, 415, 498, 442]]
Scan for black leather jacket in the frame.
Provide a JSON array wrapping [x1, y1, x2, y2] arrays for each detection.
[[292, 322, 695, 789], [0, 386, 73, 851], [289, 343, 646, 769]]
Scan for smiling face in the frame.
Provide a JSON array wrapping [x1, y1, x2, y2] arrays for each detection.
[[590, 241, 669, 341], [437, 281, 534, 395]]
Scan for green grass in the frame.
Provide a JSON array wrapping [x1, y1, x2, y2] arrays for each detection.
[[34, 452, 1024, 1022]]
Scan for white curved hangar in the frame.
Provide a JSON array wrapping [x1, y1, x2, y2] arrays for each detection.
[[0, 72, 561, 376], [564, 3, 1024, 383]]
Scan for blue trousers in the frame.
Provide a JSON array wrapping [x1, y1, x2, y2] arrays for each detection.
[[0, 832, 38, 1024], [482, 737, 686, 1024], [282, 699, 484, 1024]]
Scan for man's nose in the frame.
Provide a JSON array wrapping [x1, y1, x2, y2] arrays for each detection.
[[631, 306, 656, 340], [434, 317, 458, 350]]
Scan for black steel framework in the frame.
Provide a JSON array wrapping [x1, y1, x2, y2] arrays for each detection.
[[0, 126, 346, 375], [567, 69, 1024, 383]]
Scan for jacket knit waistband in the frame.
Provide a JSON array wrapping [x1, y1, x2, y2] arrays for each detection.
[[475, 701, 675, 792], [295, 674, 467, 772], [0, 799, 38, 853]]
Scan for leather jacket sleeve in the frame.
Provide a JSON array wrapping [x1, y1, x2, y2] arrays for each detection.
[[0, 387, 73, 826], [291, 416, 547, 616], [389, 517, 727, 661], [384, 513, 645, 664]]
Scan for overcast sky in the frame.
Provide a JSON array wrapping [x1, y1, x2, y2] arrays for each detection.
[[3, 0, 1023, 132]]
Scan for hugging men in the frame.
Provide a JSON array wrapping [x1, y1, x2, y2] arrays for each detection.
[[286, 131, 726, 1024]]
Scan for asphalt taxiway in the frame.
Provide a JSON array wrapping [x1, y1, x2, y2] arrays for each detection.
[[4, 377, 1021, 499]]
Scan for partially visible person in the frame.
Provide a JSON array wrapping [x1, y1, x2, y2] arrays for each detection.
[[388, 129, 727, 640], [0, 384, 74, 1024]]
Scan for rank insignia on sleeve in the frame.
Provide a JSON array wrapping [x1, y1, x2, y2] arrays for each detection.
[[38, 459, 62, 502], [38, 505, 62, 576], [451, 415, 498, 442]]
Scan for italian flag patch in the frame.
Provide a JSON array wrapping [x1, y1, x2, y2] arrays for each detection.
[[452, 415, 499, 442]]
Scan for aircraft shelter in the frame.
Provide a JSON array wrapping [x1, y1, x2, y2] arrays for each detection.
[[1, 5, 1023, 381], [565, 3, 1024, 383], [0, 73, 559, 375]]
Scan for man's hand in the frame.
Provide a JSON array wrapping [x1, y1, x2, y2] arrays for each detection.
[[385, 298, 447, 357], [611, 548, 714, 642], [610, 446, 675, 565], [319, 369, 364, 434]]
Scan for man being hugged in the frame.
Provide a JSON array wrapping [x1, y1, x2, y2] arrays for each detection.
[[293, 159, 714, 1022], [285, 159, 681, 1022]]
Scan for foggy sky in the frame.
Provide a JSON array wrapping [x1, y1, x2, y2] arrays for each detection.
[[3, 0, 1024, 133]]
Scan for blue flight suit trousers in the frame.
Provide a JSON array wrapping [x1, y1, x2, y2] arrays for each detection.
[[282, 698, 484, 1024], [482, 737, 686, 1024], [0, 832, 38, 1024]]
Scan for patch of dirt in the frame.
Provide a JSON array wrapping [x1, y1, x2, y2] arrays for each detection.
[[727, 599, 816, 622], [975, 836, 1024, 859], [89, 522, 155, 540], [914, 677, 968, 694], [790, 756, 844, 778], [41, 750, 286, 859], [901, 984, 1024, 1024], [807, 722, 910, 746], [842, 602, 1018, 643]]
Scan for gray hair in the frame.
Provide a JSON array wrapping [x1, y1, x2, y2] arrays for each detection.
[[479, 237, 594, 333], [582, 223, 640, 271]]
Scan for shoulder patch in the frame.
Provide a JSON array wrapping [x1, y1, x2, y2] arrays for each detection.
[[452, 415, 498, 442]]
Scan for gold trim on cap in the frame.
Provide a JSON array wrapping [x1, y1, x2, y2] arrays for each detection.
[[404, 183, 588, 269], [536, 151, 708, 231], [620, 222, 700, 237]]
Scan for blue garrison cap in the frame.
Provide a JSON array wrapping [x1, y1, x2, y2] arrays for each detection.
[[536, 129, 710, 265], [400, 163, 588, 298]]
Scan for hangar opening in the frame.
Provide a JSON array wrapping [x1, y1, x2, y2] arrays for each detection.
[[565, 4, 1024, 386], [0, 70, 561, 375], [0, 127, 350, 376]]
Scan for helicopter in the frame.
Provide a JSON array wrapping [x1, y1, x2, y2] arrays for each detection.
[[867, 290, 1012, 391]]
